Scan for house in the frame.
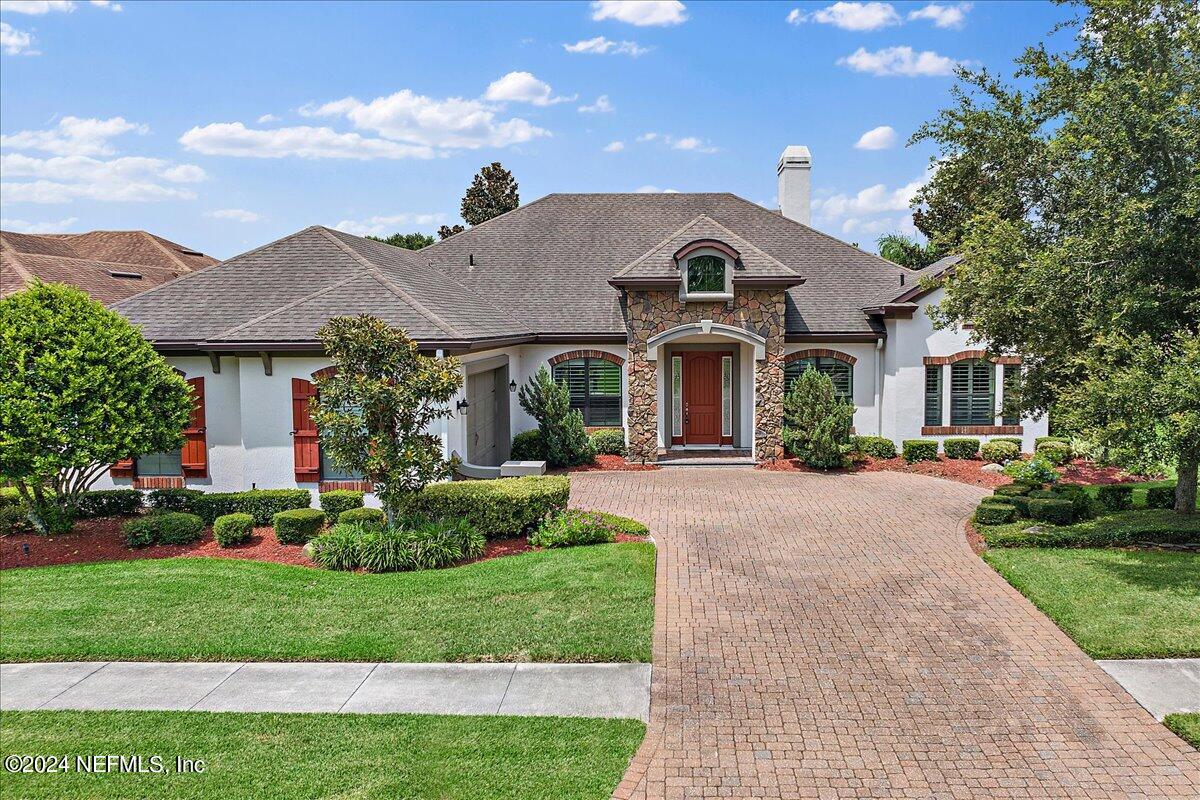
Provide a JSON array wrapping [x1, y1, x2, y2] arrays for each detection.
[[0, 229, 217, 305], [93, 146, 1046, 494]]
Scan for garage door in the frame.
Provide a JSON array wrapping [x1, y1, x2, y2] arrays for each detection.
[[467, 366, 505, 467]]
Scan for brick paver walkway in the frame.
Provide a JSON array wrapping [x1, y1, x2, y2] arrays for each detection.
[[571, 469, 1200, 799]]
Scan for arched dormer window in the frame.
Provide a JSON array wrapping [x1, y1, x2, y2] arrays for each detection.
[[675, 241, 736, 301], [686, 254, 726, 293]]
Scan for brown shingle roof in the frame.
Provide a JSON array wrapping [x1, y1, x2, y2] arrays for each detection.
[[0, 229, 217, 305]]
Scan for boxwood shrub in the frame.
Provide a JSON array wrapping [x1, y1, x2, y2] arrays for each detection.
[[338, 506, 386, 529], [1035, 440, 1072, 465], [588, 428, 627, 456], [991, 436, 1024, 449], [1097, 484, 1134, 512], [994, 483, 1035, 497], [983, 509, 1200, 548], [122, 512, 204, 548], [1035, 435, 1070, 448], [852, 436, 897, 459], [146, 488, 204, 512], [77, 489, 143, 518], [1146, 484, 1177, 509], [529, 509, 618, 548], [1049, 483, 1096, 522], [413, 475, 570, 538], [195, 489, 311, 525], [1028, 498, 1075, 525], [213, 512, 254, 547], [901, 440, 939, 463], [319, 490, 364, 518], [272, 508, 326, 544], [510, 429, 546, 461], [981, 440, 1020, 464], [974, 501, 1017, 525], [943, 437, 980, 460]]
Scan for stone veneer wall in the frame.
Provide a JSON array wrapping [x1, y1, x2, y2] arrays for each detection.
[[622, 289, 786, 462]]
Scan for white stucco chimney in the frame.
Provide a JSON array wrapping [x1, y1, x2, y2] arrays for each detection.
[[777, 145, 812, 226]]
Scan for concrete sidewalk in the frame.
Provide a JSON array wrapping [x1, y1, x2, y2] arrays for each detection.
[[1098, 658, 1200, 720], [0, 662, 651, 721]]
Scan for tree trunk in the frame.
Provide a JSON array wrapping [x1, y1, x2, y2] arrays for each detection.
[[1176, 454, 1198, 515]]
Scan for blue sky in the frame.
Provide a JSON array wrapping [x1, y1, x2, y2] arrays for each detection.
[[1, 0, 1076, 258]]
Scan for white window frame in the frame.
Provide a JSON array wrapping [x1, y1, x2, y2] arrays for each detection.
[[679, 246, 734, 302]]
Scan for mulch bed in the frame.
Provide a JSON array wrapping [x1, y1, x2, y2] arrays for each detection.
[[759, 454, 1011, 488], [1057, 459, 1151, 485], [558, 454, 659, 472]]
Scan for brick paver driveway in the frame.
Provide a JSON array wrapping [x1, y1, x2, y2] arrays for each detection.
[[571, 469, 1200, 799]]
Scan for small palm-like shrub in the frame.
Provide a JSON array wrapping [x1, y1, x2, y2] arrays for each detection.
[[319, 490, 364, 518], [1097, 484, 1134, 512], [213, 513, 254, 547], [1004, 455, 1059, 486], [337, 506, 386, 529], [122, 512, 204, 548], [1036, 440, 1072, 465], [943, 438, 981, 459], [529, 509, 618, 548], [902, 440, 939, 463], [589, 428, 626, 456], [1146, 484, 1177, 509], [77, 489, 142, 518], [272, 508, 326, 544], [852, 436, 897, 459], [782, 368, 854, 469], [981, 440, 1020, 463], [510, 429, 547, 461], [975, 501, 1017, 525], [1028, 498, 1075, 525]]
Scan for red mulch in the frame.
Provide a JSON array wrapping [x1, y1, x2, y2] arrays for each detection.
[[558, 454, 660, 472], [759, 454, 1011, 488], [757, 458, 853, 474], [1057, 459, 1151, 486]]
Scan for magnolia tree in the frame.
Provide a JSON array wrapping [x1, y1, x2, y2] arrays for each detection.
[[311, 315, 461, 524], [0, 282, 193, 532]]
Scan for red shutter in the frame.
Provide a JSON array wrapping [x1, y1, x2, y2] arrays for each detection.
[[181, 377, 207, 477], [292, 378, 320, 483], [110, 458, 135, 478]]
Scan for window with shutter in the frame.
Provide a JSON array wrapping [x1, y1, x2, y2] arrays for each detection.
[[181, 377, 207, 477], [950, 360, 995, 426], [551, 358, 621, 426], [292, 378, 320, 483], [783, 357, 853, 401], [924, 365, 942, 427]]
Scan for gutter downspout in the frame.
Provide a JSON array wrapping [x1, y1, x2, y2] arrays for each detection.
[[874, 337, 885, 437]]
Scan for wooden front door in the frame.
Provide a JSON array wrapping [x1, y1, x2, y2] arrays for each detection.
[[683, 351, 722, 445]]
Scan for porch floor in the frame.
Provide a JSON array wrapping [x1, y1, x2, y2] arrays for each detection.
[[656, 449, 755, 467]]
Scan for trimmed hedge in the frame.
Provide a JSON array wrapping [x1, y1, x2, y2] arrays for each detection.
[[213, 513, 254, 547], [902, 440, 939, 463], [510, 430, 547, 461], [122, 512, 204, 548], [273, 508, 326, 545], [1097, 484, 1134, 512], [1028, 498, 1075, 525], [992, 436, 1024, 449], [1036, 440, 1072, 465], [195, 489, 311, 525], [1050, 483, 1096, 523], [1035, 435, 1070, 448], [981, 440, 1020, 464], [338, 506, 386, 529], [943, 437, 980, 460], [980, 509, 1200, 549], [413, 475, 570, 538], [529, 509, 618, 548], [146, 488, 204, 512], [319, 490, 364, 518], [994, 483, 1036, 497], [1146, 484, 1178, 509], [77, 489, 142, 518], [591, 511, 649, 537], [588, 428, 627, 456], [974, 502, 1017, 525], [852, 435, 897, 459]]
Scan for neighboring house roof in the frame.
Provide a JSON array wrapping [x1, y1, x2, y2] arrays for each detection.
[[0, 229, 218, 305], [864, 253, 962, 311], [113, 226, 529, 348]]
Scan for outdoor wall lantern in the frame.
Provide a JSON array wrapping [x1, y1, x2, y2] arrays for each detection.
[[508, 380, 517, 393], [456, 399, 470, 416]]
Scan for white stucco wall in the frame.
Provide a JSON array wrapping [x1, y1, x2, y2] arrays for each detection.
[[782, 341, 882, 436]]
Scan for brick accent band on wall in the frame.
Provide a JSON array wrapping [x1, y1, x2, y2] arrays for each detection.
[[547, 349, 626, 367], [784, 348, 857, 366], [921, 425, 1023, 436], [319, 480, 374, 493], [133, 476, 185, 490], [311, 366, 338, 381], [923, 350, 1021, 365]]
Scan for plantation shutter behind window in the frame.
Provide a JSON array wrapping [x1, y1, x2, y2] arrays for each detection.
[[181, 377, 207, 477], [784, 358, 852, 400], [950, 360, 995, 426], [924, 365, 942, 427], [292, 378, 320, 483]]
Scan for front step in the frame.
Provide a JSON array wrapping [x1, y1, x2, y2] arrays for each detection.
[[656, 449, 757, 468]]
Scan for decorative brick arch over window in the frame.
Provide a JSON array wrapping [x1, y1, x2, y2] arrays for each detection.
[[784, 348, 857, 366], [547, 350, 625, 368], [311, 366, 338, 381], [923, 350, 1021, 366]]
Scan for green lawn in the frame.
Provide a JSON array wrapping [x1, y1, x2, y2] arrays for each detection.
[[0, 543, 654, 663], [0, 710, 644, 800], [1165, 713, 1200, 750], [983, 548, 1200, 658]]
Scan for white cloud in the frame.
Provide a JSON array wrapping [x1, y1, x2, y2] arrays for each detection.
[[0, 1, 75, 13], [256, 113, 279, 123], [204, 208, 261, 223], [840, 214, 916, 238], [0, 116, 148, 157], [483, 71, 572, 106], [179, 122, 436, 160], [301, 89, 549, 151], [591, 0, 686, 27], [0, 21, 35, 54], [838, 46, 961, 77], [0, 215, 78, 233], [637, 131, 717, 153], [578, 95, 614, 114], [89, 0, 121, 10], [603, 140, 625, 152], [788, 2, 901, 31], [813, 177, 923, 218], [908, 2, 971, 29], [563, 35, 650, 56], [854, 125, 897, 150], [332, 212, 446, 237], [1, 152, 207, 203], [635, 185, 679, 193]]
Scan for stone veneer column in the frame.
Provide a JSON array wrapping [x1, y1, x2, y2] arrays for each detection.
[[625, 346, 659, 462]]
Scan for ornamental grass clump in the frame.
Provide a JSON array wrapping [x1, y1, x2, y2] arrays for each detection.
[[782, 368, 854, 469], [308, 517, 484, 572]]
